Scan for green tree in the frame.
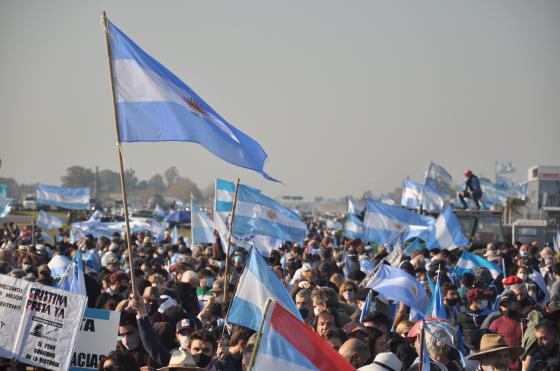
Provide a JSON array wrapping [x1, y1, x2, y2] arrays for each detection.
[[61, 166, 94, 188]]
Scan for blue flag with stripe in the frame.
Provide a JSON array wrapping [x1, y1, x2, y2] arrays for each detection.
[[106, 19, 278, 182], [228, 247, 302, 330], [191, 200, 215, 244], [36, 184, 90, 210], [36, 211, 64, 230], [233, 184, 307, 244]]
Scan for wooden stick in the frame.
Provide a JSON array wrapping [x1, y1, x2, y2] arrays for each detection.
[[223, 178, 240, 303], [248, 298, 273, 371], [101, 11, 138, 297]]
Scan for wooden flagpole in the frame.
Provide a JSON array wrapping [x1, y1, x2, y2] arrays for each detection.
[[101, 11, 138, 297], [223, 178, 240, 303], [247, 298, 273, 371]]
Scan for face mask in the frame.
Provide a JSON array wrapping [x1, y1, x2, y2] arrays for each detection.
[[22, 264, 32, 271], [480, 299, 488, 309], [520, 251, 528, 257], [446, 298, 458, 306], [192, 353, 212, 368], [518, 273, 528, 281], [146, 303, 157, 315], [206, 277, 214, 287], [342, 291, 354, 301], [217, 261, 225, 269], [122, 334, 140, 350], [313, 307, 321, 317], [233, 255, 243, 265], [299, 307, 309, 318], [178, 335, 189, 350]]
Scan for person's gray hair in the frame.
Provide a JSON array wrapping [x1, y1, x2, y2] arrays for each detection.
[[295, 288, 311, 300], [311, 286, 339, 309], [181, 270, 198, 283], [425, 322, 455, 357]]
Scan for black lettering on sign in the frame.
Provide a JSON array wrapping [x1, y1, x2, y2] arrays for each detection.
[[81, 318, 95, 332], [72, 353, 103, 368]]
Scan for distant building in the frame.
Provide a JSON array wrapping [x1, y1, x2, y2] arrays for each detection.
[[525, 165, 560, 222]]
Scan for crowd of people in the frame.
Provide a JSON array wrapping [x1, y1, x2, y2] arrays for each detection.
[[1, 214, 560, 371]]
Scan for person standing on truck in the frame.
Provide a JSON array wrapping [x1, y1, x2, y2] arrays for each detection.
[[458, 169, 483, 209]]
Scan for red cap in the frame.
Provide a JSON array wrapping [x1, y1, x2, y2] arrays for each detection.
[[109, 271, 129, 284], [502, 276, 522, 286], [407, 318, 440, 339], [466, 288, 489, 302]]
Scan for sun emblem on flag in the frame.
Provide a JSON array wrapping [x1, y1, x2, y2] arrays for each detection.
[[183, 96, 209, 118], [394, 222, 402, 230], [411, 286, 417, 296], [267, 210, 277, 220]]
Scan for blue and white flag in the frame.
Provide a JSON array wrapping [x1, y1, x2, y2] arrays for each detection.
[[359, 290, 373, 323], [154, 203, 166, 218], [40, 231, 54, 244], [426, 205, 469, 250], [233, 184, 307, 244], [427, 273, 447, 319], [452, 250, 502, 281], [171, 225, 179, 244], [228, 247, 302, 331], [150, 219, 165, 243], [48, 254, 71, 278], [553, 230, 560, 254], [36, 211, 64, 230], [55, 248, 87, 296], [0, 195, 11, 218], [347, 197, 365, 215], [401, 180, 444, 212], [404, 239, 423, 256], [215, 179, 283, 256], [36, 184, 90, 210], [380, 194, 397, 206], [191, 200, 215, 244], [344, 214, 364, 240], [425, 162, 454, 200], [364, 199, 433, 244], [106, 19, 278, 182], [365, 263, 430, 315], [496, 161, 515, 175]]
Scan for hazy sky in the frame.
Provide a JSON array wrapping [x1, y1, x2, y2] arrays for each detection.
[[1, 1, 559, 199]]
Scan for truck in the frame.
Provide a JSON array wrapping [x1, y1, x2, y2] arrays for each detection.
[[22, 194, 36, 210], [454, 209, 505, 252]]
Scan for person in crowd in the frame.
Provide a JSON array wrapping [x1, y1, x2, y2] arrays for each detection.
[[457, 288, 492, 352], [458, 169, 483, 209], [467, 333, 524, 371]]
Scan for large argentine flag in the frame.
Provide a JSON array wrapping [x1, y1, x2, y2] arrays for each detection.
[[214, 179, 281, 256], [253, 301, 354, 371], [36, 184, 90, 210], [191, 200, 215, 244], [452, 250, 502, 280], [365, 263, 430, 317], [426, 205, 469, 250], [364, 199, 433, 244], [344, 214, 364, 239], [228, 248, 302, 331], [36, 211, 64, 230], [233, 184, 307, 244], [425, 162, 454, 200], [106, 20, 278, 182]]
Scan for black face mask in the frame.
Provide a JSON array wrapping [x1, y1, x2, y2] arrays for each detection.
[[506, 308, 518, 318], [192, 353, 212, 368], [446, 299, 458, 307], [298, 307, 309, 319]]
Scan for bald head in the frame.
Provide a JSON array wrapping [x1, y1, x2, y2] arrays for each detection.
[[338, 338, 370, 368]]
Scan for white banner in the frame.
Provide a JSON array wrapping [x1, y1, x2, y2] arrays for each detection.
[[69, 308, 120, 370], [0, 274, 87, 371]]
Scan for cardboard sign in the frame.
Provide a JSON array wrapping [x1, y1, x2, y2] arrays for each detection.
[[0, 274, 87, 370], [69, 308, 120, 371]]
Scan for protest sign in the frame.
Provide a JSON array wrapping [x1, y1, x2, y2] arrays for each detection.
[[0, 274, 87, 371], [69, 308, 120, 371]]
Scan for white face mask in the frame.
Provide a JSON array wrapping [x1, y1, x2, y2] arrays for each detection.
[[480, 299, 488, 309], [518, 273, 528, 281], [178, 335, 190, 350], [313, 307, 321, 317]]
